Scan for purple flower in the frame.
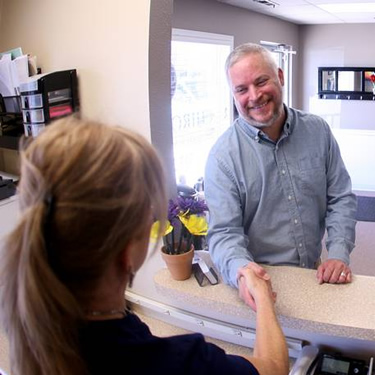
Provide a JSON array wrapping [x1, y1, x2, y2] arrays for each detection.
[[177, 196, 208, 216], [167, 199, 180, 226], [162, 196, 209, 254]]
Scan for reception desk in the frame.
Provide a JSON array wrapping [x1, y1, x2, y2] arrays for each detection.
[[1, 193, 374, 365], [139, 261, 375, 361]]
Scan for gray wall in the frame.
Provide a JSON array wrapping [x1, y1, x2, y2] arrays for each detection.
[[149, 0, 176, 198], [172, 0, 301, 108]]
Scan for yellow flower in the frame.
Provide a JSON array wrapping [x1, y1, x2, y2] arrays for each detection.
[[178, 214, 208, 236], [150, 220, 173, 241]]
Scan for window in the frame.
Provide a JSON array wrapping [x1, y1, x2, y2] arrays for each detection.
[[171, 29, 233, 188]]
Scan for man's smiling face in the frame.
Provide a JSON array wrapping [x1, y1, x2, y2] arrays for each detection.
[[229, 52, 285, 131]]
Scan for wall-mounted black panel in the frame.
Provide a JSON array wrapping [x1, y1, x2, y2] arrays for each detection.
[[318, 67, 375, 100]]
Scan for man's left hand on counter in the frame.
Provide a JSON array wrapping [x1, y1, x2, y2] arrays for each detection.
[[316, 259, 352, 284]]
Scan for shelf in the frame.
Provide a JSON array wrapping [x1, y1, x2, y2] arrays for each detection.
[[318, 67, 375, 101], [318, 93, 375, 101], [0, 135, 20, 150]]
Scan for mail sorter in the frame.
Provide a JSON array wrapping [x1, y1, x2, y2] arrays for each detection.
[[19, 69, 79, 137]]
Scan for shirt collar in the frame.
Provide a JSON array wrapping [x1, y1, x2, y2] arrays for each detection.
[[283, 105, 294, 136], [236, 116, 261, 140]]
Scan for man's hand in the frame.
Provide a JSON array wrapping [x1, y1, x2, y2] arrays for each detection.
[[237, 262, 276, 311], [316, 259, 352, 284]]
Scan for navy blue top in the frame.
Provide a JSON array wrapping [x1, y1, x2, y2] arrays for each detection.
[[80, 311, 259, 375]]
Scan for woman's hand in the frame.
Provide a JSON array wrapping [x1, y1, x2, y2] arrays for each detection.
[[237, 262, 276, 311]]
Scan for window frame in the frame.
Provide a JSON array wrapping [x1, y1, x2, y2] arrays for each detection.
[[171, 28, 234, 187]]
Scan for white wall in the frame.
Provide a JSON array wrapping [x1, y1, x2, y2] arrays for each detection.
[[0, 0, 151, 136], [332, 129, 375, 192], [0, 0, 175, 190]]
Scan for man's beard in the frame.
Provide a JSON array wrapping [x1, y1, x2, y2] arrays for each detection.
[[239, 103, 282, 129]]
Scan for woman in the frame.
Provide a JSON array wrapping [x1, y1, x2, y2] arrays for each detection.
[[0, 117, 288, 375]]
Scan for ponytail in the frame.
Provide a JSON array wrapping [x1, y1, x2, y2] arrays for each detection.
[[0, 171, 86, 375]]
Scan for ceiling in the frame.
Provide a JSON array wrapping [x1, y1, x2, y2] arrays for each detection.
[[216, 0, 375, 25]]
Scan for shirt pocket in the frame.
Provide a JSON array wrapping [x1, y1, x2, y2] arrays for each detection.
[[298, 155, 327, 195]]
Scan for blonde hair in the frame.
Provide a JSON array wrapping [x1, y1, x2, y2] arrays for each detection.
[[0, 116, 167, 375]]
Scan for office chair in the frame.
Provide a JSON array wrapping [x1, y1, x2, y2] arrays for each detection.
[[355, 195, 375, 222]]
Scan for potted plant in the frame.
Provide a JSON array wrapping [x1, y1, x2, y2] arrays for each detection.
[[151, 195, 208, 280]]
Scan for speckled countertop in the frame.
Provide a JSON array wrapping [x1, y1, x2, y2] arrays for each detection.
[[154, 265, 375, 342]]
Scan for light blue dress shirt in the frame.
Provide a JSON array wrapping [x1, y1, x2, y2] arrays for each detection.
[[205, 106, 357, 288]]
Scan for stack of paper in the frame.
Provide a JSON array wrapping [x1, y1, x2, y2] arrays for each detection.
[[0, 47, 37, 98], [0, 53, 15, 97]]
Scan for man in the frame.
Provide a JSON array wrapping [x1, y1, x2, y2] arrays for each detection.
[[204, 43, 357, 308]]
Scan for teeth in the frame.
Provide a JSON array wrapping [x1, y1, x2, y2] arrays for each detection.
[[253, 102, 267, 110]]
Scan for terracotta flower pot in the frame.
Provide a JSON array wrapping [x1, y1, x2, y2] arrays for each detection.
[[161, 245, 194, 281]]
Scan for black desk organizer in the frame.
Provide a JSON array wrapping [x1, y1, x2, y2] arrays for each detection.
[[19, 69, 79, 137], [0, 69, 79, 149]]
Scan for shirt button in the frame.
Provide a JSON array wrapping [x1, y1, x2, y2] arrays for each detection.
[[299, 243, 303, 247], [294, 219, 298, 224], [288, 195, 292, 200], [254, 136, 259, 141], [281, 169, 286, 175]]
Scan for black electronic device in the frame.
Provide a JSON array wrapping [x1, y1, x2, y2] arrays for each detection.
[[289, 345, 371, 375], [192, 263, 205, 286], [314, 353, 366, 375], [192, 253, 219, 287]]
